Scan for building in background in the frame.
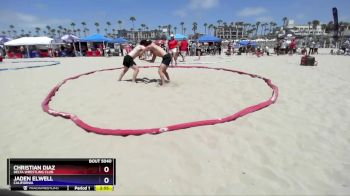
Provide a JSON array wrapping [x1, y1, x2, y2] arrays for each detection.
[[215, 25, 245, 40]]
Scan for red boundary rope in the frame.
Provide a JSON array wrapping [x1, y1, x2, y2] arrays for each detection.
[[42, 66, 279, 136]]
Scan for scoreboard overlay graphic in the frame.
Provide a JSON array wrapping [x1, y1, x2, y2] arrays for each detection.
[[7, 158, 116, 191]]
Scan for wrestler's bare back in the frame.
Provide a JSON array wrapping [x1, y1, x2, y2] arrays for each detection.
[[128, 45, 146, 58], [145, 43, 167, 57]]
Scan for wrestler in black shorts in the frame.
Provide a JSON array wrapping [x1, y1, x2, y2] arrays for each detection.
[[123, 55, 136, 68], [161, 53, 171, 66]]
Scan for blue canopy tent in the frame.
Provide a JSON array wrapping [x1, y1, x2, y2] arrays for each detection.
[[80, 34, 112, 56], [198, 35, 221, 43], [238, 40, 257, 47], [168, 34, 188, 41], [108, 37, 128, 44], [80, 34, 112, 42]]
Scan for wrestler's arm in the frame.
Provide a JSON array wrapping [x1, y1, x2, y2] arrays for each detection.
[[138, 49, 146, 60], [150, 52, 156, 63], [143, 45, 156, 63]]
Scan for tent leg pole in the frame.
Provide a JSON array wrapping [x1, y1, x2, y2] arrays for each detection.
[[26, 45, 30, 58]]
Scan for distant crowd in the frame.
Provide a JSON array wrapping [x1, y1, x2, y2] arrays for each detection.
[[2, 37, 350, 59]]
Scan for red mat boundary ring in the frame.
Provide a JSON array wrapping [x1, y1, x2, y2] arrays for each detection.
[[42, 66, 279, 136]]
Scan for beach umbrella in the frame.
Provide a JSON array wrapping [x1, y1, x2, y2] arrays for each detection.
[[60, 34, 80, 43], [0, 35, 12, 45]]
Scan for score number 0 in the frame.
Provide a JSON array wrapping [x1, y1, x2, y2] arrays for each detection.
[[103, 166, 110, 184]]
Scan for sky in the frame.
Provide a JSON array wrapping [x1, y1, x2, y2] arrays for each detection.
[[1, 0, 349, 35]]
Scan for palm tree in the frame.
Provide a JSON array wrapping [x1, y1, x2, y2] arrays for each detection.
[[106, 21, 111, 33], [129, 16, 136, 29], [57, 25, 63, 36], [112, 29, 116, 38], [271, 22, 277, 34], [167, 24, 172, 35], [77, 29, 81, 37], [184, 27, 187, 35], [192, 22, 198, 35], [27, 31, 32, 36], [174, 26, 177, 34], [217, 20, 223, 27], [269, 22, 274, 34], [262, 23, 268, 36], [180, 22, 184, 34], [250, 25, 256, 38], [260, 23, 266, 36], [46, 25, 51, 37], [213, 26, 217, 36], [129, 17, 136, 40], [308, 21, 312, 34], [236, 22, 244, 38], [312, 20, 320, 36], [35, 27, 41, 36], [282, 17, 288, 28], [141, 24, 146, 31], [70, 22, 75, 33], [81, 26, 87, 37], [118, 20, 122, 30], [1, 31, 6, 35], [81, 22, 86, 35], [204, 23, 208, 34], [140, 24, 146, 40], [94, 22, 100, 34], [247, 29, 254, 38], [255, 21, 261, 37], [9, 25, 15, 36], [137, 28, 142, 40], [104, 28, 108, 35], [326, 21, 334, 34], [50, 29, 56, 38], [243, 23, 250, 37], [208, 24, 214, 35], [83, 28, 89, 37], [312, 20, 320, 30]]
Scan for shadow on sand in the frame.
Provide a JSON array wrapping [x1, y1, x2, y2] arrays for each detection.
[[124, 77, 159, 84]]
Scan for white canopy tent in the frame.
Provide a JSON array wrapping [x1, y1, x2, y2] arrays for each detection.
[[4, 37, 53, 46], [4, 37, 53, 58]]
